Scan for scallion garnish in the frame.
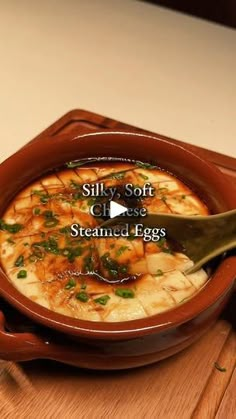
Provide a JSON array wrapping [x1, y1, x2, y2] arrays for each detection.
[[33, 207, 41, 215], [17, 269, 27, 279], [94, 295, 110, 305], [157, 238, 172, 254], [43, 210, 54, 218], [116, 246, 129, 257], [87, 198, 97, 206], [59, 226, 71, 235], [65, 278, 76, 290], [109, 172, 126, 180], [6, 237, 15, 244], [101, 252, 128, 278], [32, 190, 49, 204], [40, 196, 49, 204], [156, 269, 164, 276], [0, 219, 23, 234], [15, 255, 24, 267], [76, 292, 89, 302], [66, 159, 98, 168], [135, 161, 157, 169], [214, 362, 227, 372], [62, 246, 83, 263], [115, 288, 135, 298], [138, 173, 149, 180], [83, 255, 94, 271], [70, 180, 81, 189], [44, 219, 59, 228]]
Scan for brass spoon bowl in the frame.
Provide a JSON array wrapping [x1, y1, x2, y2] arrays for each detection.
[[101, 209, 236, 273]]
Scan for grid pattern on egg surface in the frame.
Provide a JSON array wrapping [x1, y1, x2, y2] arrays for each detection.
[[0, 163, 209, 322]]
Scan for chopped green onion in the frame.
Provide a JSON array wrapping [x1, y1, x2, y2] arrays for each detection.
[[76, 292, 89, 302], [100, 252, 128, 278], [70, 180, 81, 189], [66, 161, 85, 168], [83, 255, 94, 271], [116, 246, 129, 257], [43, 210, 54, 218], [119, 265, 128, 274], [40, 196, 49, 204], [62, 246, 83, 262], [214, 362, 227, 372], [115, 288, 135, 298], [66, 159, 98, 168], [44, 218, 59, 228], [42, 210, 59, 228], [156, 269, 164, 276], [109, 172, 126, 180], [127, 233, 136, 241], [31, 237, 59, 256], [87, 198, 97, 206], [32, 190, 49, 204], [0, 220, 23, 234], [94, 295, 110, 305], [6, 237, 15, 244], [157, 238, 166, 247], [73, 192, 83, 200], [15, 255, 24, 267], [135, 161, 157, 169], [17, 270, 27, 279], [157, 238, 172, 254], [32, 190, 44, 196], [59, 226, 71, 235], [33, 208, 41, 215], [0, 219, 5, 230], [65, 278, 76, 290], [138, 173, 149, 180]]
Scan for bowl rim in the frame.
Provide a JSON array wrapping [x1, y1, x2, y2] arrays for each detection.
[[0, 130, 236, 340]]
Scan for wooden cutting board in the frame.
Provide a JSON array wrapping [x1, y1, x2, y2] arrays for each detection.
[[0, 109, 236, 419]]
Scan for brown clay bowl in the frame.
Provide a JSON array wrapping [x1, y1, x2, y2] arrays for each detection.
[[0, 131, 236, 370]]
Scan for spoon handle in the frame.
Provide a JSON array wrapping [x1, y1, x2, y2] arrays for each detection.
[[185, 209, 236, 272], [100, 209, 236, 273]]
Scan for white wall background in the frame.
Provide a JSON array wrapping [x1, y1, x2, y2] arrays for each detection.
[[0, 0, 236, 161]]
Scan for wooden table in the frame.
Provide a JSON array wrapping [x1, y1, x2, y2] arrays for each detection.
[[0, 110, 236, 419]]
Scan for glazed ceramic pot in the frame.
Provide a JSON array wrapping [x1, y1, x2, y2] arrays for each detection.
[[0, 131, 235, 370]]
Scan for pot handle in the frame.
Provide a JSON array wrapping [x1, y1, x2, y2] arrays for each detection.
[[0, 312, 53, 362], [0, 312, 95, 368]]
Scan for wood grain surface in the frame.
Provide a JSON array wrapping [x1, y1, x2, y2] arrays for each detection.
[[0, 109, 235, 419]]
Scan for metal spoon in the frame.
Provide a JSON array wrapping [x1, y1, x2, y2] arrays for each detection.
[[100, 209, 236, 274]]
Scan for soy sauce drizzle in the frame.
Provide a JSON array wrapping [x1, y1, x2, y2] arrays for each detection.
[[56, 270, 140, 284]]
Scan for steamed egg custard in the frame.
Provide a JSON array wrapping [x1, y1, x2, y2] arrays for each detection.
[[0, 161, 210, 322]]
